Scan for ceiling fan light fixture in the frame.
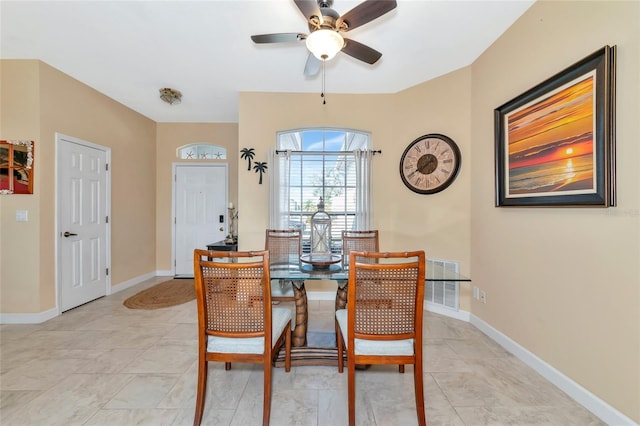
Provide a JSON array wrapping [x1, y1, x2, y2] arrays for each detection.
[[159, 87, 182, 105], [306, 29, 344, 61]]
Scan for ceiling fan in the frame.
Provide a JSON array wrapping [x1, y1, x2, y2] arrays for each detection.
[[251, 0, 397, 77]]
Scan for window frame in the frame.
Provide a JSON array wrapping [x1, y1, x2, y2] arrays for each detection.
[[176, 143, 226, 160], [275, 128, 372, 252]]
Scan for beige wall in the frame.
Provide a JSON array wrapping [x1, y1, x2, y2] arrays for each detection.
[[0, 60, 157, 312], [470, 1, 639, 422], [0, 61, 41, 312], [155, 123, 238, 272], [237, 72, 472, 299]]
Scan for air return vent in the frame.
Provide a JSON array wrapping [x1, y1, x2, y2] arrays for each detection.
[[426, 259, 459, 310]]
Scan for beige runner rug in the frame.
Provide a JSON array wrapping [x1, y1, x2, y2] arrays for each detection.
[[123, 278, 195, 309]]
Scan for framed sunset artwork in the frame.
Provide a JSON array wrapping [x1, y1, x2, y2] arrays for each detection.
[[495, 46, 616, 207]]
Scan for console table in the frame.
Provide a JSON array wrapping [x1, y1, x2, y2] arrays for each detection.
[[206, 240, 237, 251]]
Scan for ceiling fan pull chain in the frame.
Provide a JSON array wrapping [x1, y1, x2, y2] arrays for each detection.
[[321, 58, 326, 105]]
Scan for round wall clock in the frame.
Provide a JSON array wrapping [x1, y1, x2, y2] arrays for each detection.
[[399, 133, 461, 194]]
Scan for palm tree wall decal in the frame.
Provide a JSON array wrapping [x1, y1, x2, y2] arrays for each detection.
[[253, 162, 268, 184], [240, 148, 255, 171]]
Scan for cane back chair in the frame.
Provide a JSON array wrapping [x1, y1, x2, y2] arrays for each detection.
[[193, 249, 291, 426], [336, 230, 380, 342], [341, 230, 379, 269], [265, 229, 302, 302], [336, 250, 426, 426]]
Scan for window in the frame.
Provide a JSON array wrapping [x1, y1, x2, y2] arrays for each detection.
[[270, 129, 373, 252], [177, 144, 226, 160]]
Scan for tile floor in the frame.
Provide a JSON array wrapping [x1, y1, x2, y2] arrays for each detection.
[[1, 276, 604, 425]]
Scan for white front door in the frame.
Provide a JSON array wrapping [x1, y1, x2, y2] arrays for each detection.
[[57, 135, 110, 312], [174, 164, 227, 276]]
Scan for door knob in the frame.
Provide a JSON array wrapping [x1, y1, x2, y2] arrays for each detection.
[[63, 231, 78, 237], [219, 227, 224, 232]]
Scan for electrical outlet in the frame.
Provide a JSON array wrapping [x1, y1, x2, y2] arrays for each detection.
[[473, 286, 480, 300], [480, 291, 487, 304]]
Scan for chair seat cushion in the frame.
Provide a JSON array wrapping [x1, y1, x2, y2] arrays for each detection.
[[207, 308, 292, 354], [335, 309, 415, 356]]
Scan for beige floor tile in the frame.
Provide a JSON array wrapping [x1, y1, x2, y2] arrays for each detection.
[[0, 276, 608, 426], [121, 345, 196, 374], [75, 348, 146, 374], [1, 373, 133, 426], [0, 357, 85, 390], [83, 408, 180, 426], [266, 389, 319, 426], [104, 374, 180, 409], [0, 389, 43, 420]]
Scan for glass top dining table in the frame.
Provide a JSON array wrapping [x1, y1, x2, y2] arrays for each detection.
[[270, 258, 471, 282], [268, 258, 470, 366]]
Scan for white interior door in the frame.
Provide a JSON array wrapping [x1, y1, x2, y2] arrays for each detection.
[[57, 135, 109, 312], [174, 164, 227, 276]]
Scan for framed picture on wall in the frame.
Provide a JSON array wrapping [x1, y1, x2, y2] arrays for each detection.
[[494, 45, 616, 207], [0, 140, 34, 195]]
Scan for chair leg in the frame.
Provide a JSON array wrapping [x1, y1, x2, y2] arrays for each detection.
[[193, 356, 208, 426], [284, 320, 292, 372], [336, 327, 344, 373], [399, 364, 405, 373], [263, 357, 272, 426], [347, 357, 356, 426], [413, 357, 426, 426], [334, 287, 347, 347]]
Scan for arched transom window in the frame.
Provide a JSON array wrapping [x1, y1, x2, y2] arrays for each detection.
[[177, 144, 226, 160]]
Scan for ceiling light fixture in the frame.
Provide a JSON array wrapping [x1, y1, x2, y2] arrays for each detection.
[[159, 87, 182, 105], [305, 30, 344, 106], [305, 29, 344, 61]]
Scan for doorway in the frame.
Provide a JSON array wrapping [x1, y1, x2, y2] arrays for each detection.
[[56, 134, 110, 312], [173, 163, 228, 277]]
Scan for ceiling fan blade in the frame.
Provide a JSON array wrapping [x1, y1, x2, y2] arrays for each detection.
[[294, 0, 323, 23], [337, 0, 397, 32], [251, 33, 305, 44], [304, 53, 322, 77], [341, 38, 382, 64]]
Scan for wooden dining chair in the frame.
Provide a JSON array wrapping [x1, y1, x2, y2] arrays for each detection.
[[336, 250, 427, 426], [336, 230, 380, 344], [265, 229, 302, 303], [193, 249, 291, 426], [341, 230, 379, 268]]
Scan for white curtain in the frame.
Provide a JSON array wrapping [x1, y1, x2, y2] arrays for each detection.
[[268, 148, 291, 229], [354, 149, 373, 230]]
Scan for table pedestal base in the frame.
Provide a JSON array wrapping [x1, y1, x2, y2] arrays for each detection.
[[274, 346, 345, 367]]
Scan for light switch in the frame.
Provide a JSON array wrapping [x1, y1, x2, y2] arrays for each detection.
[[16, 210, 28, 222]]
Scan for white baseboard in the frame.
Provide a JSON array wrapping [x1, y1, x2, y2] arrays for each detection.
[[470, 314, 637, 426], [0, 307, 58, 324], [156, 269, 174, 277], [0, 271, 161, 323], [110, 271, 157, 294], [425, 301, 470, 321]]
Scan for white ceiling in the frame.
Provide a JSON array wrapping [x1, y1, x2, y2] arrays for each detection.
[[1, 0, 534, 123]]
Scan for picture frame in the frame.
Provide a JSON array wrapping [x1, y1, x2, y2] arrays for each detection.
[[495, 45, 616, 207], [0, 140, 34, 195]]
